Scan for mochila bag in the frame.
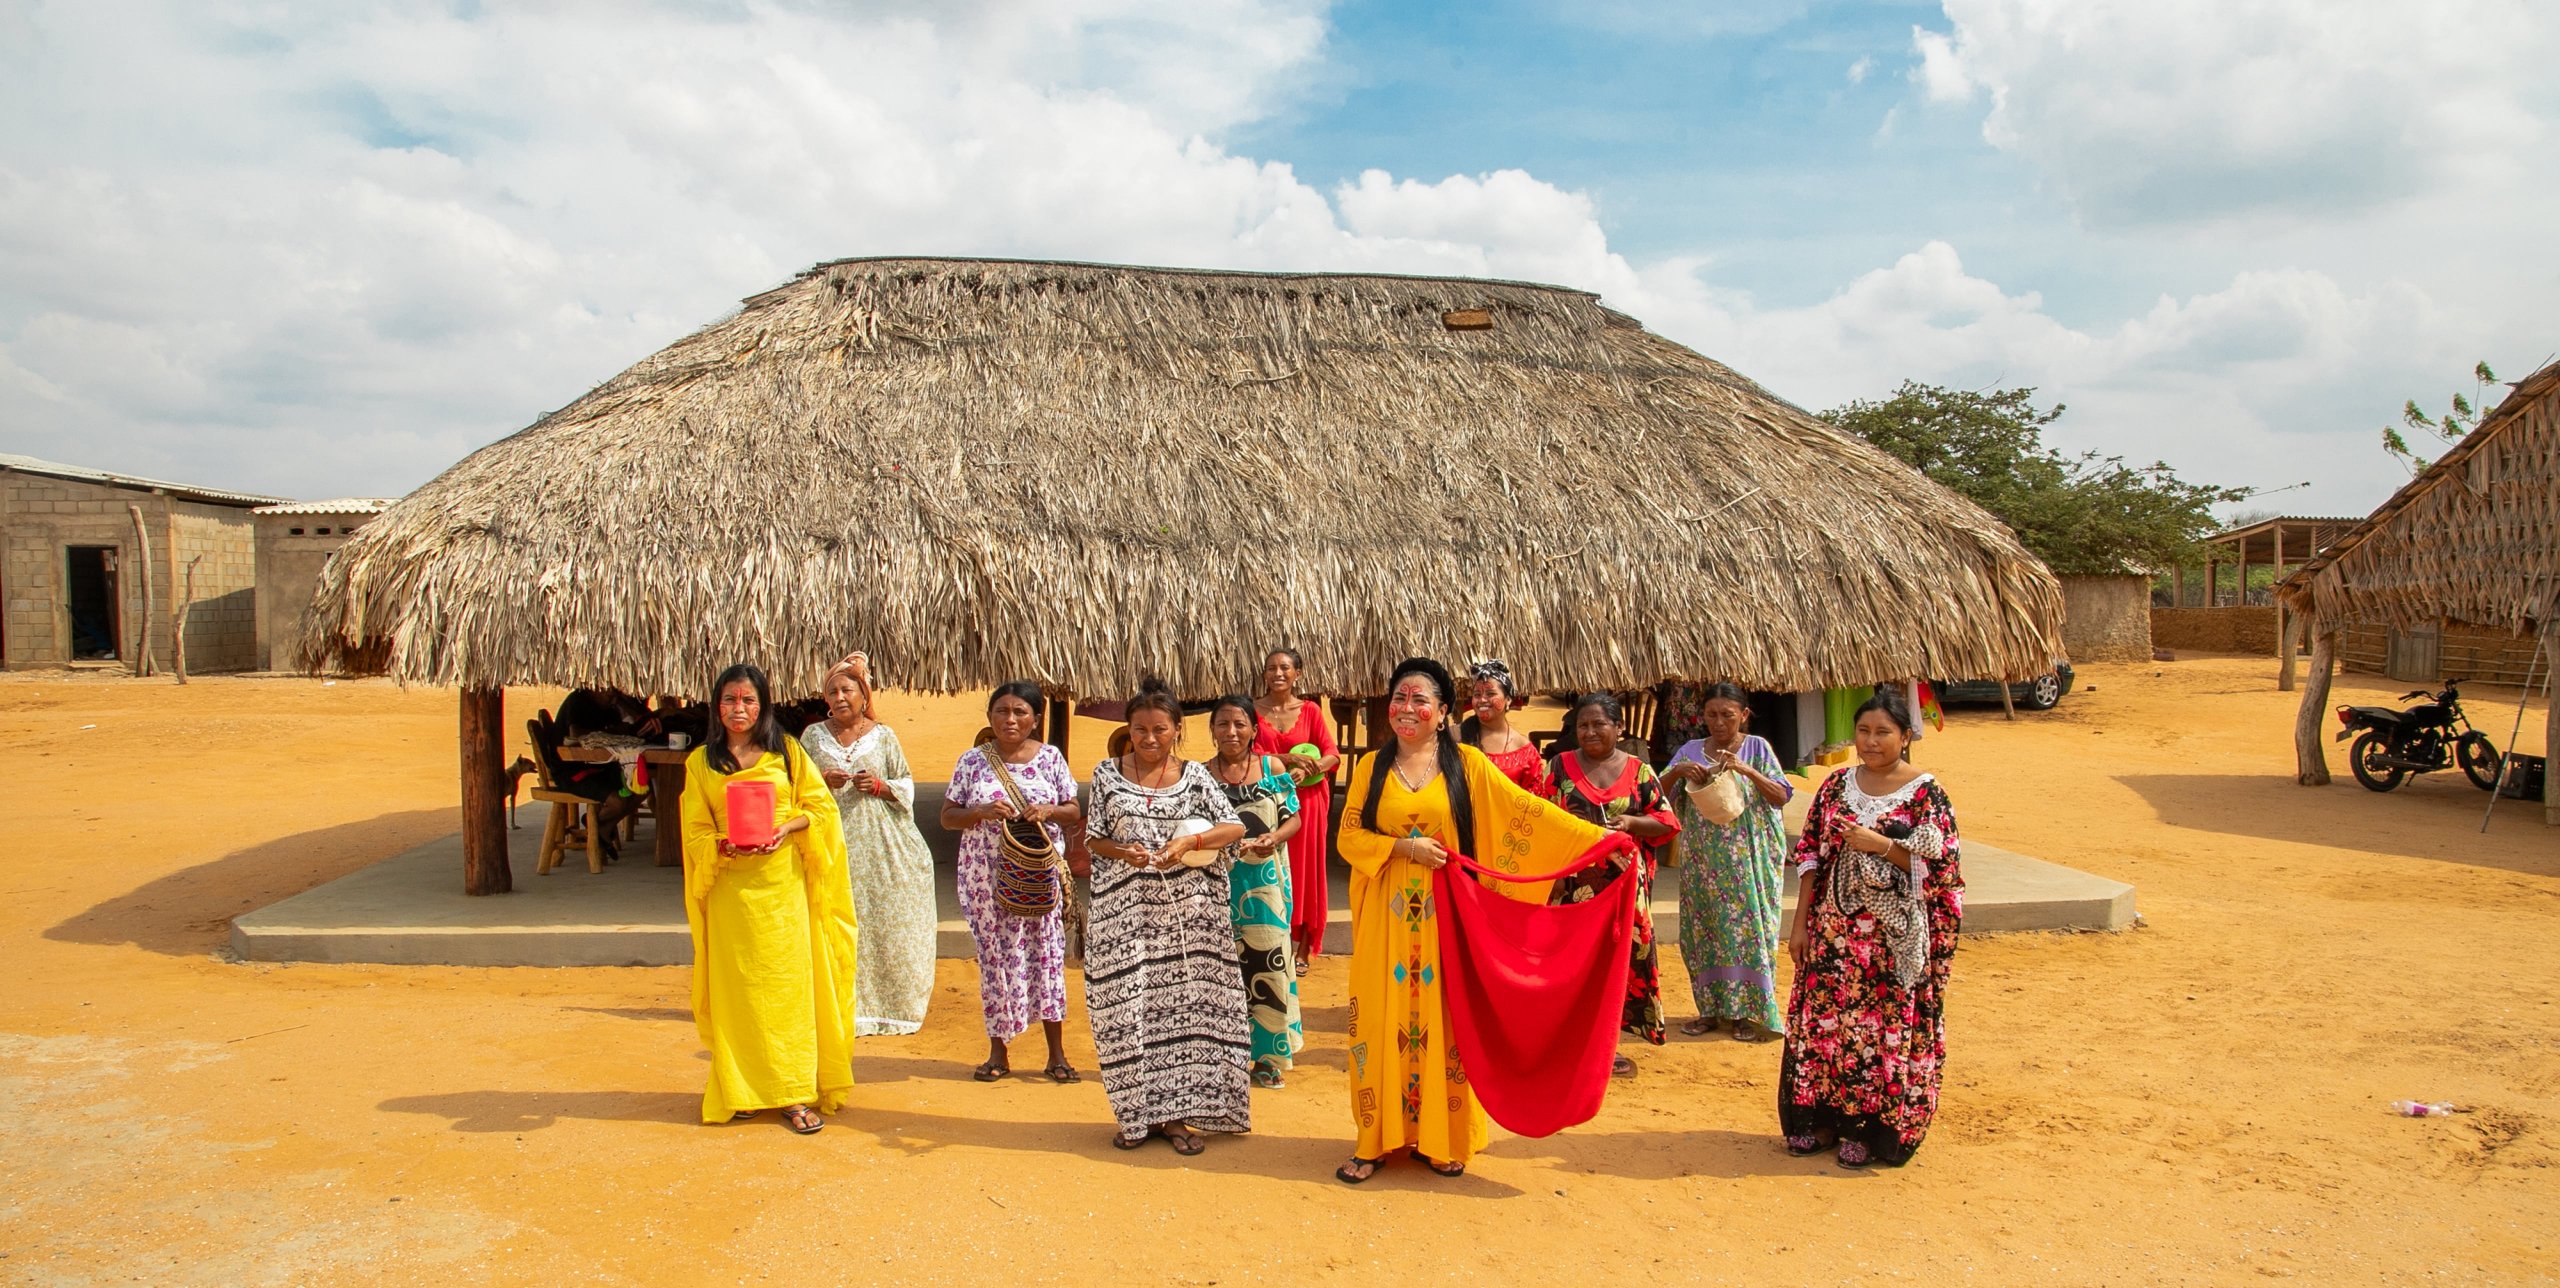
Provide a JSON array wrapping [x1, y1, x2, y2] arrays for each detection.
[[1685, 763, 1748, 827], [986, 751, 1061, 918]]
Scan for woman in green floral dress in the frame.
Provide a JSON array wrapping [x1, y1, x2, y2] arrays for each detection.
[[1659, 683, 1794, 1041]]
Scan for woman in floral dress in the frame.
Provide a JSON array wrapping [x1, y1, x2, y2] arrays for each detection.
[[1543, 693, 1678, 1075], [1659, 682, 1794, 1041], [799, 653, 936, 1036], [1780, 691, 1962, 1168], [938, 681, 1082, 1084]]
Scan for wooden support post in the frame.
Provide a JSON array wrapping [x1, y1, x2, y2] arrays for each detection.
[[2278, 604, 2299, 692], [1999, 676, 2018, 721], [126, 504, 155, 677], [2545, 633, 2558, 827], [2206, 559, 2218, 609], [2295, 629, 2336, 785], [1046, 696, 1073, 761], [460, 687, 512, 895], [2172, 564, 2185, 608], [173, 554, 200, 684]]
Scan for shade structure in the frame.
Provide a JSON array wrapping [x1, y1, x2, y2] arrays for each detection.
[[301, 257, 2064, 700]]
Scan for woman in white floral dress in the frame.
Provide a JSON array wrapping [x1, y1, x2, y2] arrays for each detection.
[[799, 654, 937, 1036]]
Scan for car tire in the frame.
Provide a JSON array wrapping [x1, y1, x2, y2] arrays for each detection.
[[2019, 672, 2063, 711]]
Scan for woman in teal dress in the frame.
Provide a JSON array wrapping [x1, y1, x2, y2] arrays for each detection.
[[1205, 694, 1305, 1086]]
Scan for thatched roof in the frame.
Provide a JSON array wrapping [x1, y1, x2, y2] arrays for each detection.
[[2280, 358, 2560, 638], [301, 257, 2064, 700]]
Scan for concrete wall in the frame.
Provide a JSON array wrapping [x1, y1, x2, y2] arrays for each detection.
[[256, 513, 372, 670], [2149, 606, 2280, 655], [2060, 574, 2155, 662], [2, 474, 261, 671]]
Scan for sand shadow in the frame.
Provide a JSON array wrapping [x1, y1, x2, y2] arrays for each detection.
[[562, 1006, 692, 1023], [2117, 772, 2559, 873], [46, 808, 451, 957], [1484, 1126, 1825, 1180], [379, 1088, 698, 1131], [831, 1103, 1524, 1195]]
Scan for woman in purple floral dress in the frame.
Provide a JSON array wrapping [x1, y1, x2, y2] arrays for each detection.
[[939, 681, 1082, 1084], [1779, 691, 1961, 1167]]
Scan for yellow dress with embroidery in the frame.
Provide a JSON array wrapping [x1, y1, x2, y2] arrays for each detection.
[[681, 743, 860, 1124], [1337, 744, 1610, 1164]]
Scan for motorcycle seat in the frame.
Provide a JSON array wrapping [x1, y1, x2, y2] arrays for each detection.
[[2344, 707, 2406, 724]]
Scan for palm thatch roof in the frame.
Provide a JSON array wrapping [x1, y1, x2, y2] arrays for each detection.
[[300, 256, 2063, 700], [2279, 359, 2560, 638]]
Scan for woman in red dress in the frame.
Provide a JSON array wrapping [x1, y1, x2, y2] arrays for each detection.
[[1459, 658, 1548, 796], [1252, 648, 1341, 970]]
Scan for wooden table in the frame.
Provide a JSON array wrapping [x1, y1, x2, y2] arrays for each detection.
[[556, 744, 693, 866]]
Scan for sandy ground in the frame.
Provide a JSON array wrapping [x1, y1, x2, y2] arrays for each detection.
[[0, 655, 2553, 1286]]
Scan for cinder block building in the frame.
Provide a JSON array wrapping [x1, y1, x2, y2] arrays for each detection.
[[1, 454, 284, 672], [253, 499, 393, 671]]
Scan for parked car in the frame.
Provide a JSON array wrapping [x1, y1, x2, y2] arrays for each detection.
[[1934, 662, 2075, 712]]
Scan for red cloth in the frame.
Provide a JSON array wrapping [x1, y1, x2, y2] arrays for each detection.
[[1434, 833, 1641, 1138], [1253, 701, 1338, 955]]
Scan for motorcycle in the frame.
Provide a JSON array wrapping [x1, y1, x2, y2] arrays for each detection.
[[2334, 680, 2503, 793]]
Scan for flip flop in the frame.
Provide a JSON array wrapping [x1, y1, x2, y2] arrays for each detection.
[[1421, 1155, 1466, 1178], [1164, 1127, 1206, 1156], [1679, 1016, 1718, 1037], [1334, 1156, 1380, 1185], [972, 1061, 1012, 1082], [780, 1105, 822, 1135], [1044, 1061, 1082, 1084], [1112, 1128, 1154, 1151]]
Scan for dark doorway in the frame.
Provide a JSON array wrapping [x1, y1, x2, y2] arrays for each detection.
[[66, 545, 119, 660]]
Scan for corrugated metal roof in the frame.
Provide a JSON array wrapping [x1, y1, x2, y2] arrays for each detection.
[[0, 452, 287, 508], [251, 498, 398, 516]]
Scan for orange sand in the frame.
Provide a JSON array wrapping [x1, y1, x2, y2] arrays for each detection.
[[1, 656, 2553, 1284]]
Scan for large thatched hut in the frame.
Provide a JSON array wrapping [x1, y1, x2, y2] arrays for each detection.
[[302, 257, 2066, 890], [2278, 358, 2558, 824]]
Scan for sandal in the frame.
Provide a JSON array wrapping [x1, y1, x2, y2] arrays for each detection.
[[1611, 1054, 1638, 1078], [1163, 1126, 1206, 1156], [729, 1110, 759, 1122], [780, 1105, 822, 1135], [1112, 1128, 1155, 1151], [1785, 1132, 1835, 1157], [1836, 1140, 1873, 1168], [1421, 1155, 1466, 1178], [1335, 1156, 1380, 1185], [1680, 1016, 1718, 1037], [1044, 1061, 1082, 1084], [972, 1060, 1012, 1082], [1250, 1064, 1285, 1090], [1731, 1021, 1764, 1043]]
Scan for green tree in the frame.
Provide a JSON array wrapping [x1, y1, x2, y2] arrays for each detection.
[[1824, 381, 2246, 576], [2381, 361, 2498, 474]]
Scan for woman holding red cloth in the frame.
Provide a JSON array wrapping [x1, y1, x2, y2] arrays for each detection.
[[1252, 648, 1340, 968], [1332, 658, 1610, 1184], [1542, 693, 1678, 1074]]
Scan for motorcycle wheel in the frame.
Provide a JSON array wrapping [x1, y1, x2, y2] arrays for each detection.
[[2457, 732, 2502, 791], [2349, 731, 2407, 792]]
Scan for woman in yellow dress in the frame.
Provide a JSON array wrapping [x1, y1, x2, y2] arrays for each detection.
[[680, 662, 859, 1134], [1333, 657, 1609, 1184]]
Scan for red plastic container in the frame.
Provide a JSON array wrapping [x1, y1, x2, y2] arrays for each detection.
[[725, 780, 778, 848]]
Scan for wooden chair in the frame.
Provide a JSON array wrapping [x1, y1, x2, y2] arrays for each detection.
[[525, 713, 607, 875]]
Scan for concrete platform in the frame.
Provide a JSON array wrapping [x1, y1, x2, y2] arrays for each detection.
[[231, 811, 2135, 967]]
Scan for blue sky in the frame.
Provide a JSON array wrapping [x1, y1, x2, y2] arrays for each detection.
[[2, 0, 2552, 513]]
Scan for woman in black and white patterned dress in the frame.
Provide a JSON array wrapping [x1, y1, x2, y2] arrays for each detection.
[[1082, 678, 1251, 1155]]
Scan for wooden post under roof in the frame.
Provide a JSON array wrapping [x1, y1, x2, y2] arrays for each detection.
[[2295, 629, 2336, 785], [2545, 631, 2558, 827], [2172, 564, 2185, 608], [2206, 558, 2218, 609], [2273, 524, 2292, 690], [460, 687, 512, 894], [1046, 696, 1072, 761]]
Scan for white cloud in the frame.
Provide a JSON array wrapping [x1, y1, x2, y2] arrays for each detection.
[[1846, 55, 1873, 85], [0, 0, 2539, 520], [1911, 0, 2554, 225]]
